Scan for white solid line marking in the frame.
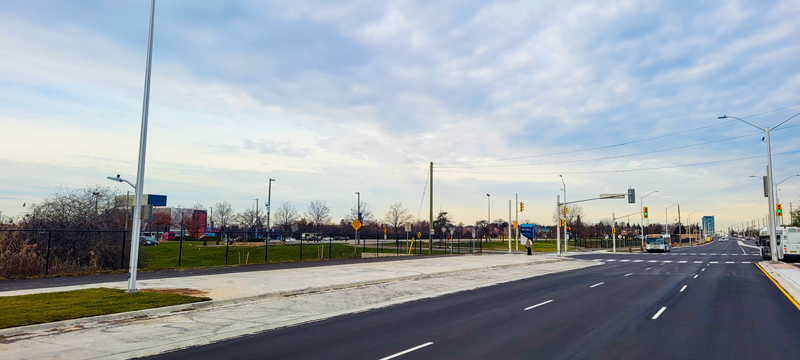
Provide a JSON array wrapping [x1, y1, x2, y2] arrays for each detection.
[[625, 273, 633, 277], [590, 282, 605, 288], [680, 285, 687, 292], [694, 275, 699, 279], [524, 300, 553, 311], [652, 307, 667, 319], [379, 342, 434, 360]]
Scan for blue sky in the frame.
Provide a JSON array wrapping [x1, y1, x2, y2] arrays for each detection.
[[1, 0, 799, 229]]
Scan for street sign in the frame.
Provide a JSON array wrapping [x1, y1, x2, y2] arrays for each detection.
[[450, 228, 455, 235], [351, 219, 362, 231], [513, 221, 518, 229], [417, 231, 422, 238], [627, 188, 636, 204], [471, 229, 476, 238], [430, 229, 435, 235], [612, 228, 616, 234], [404, 221, 412, 232], [383, 228, 387, 234], [291, 224, 299, 232], [441, 226, 446, 233]]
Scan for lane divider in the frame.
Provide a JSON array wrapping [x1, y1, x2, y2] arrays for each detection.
[[590, 282, 604, 288], [694, 275, 699, 279], [379, 342, 434, 360], [680, 285, 687, 292], [524, 300, 553, 311], [652, 307, 667, 319], [755, 263, 800, 311], [624, 273, 633, 277]]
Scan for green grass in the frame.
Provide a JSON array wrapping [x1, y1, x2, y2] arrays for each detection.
[[0, 288, 209, 329], [141, 240, 464, 270]]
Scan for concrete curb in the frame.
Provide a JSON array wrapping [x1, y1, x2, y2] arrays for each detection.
[[0, 257, 568, 337], [759, 261, 800, 305]]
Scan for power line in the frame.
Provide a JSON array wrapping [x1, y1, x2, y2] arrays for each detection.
[[417, 169, 429, 220], [438, 102, 800, 165], [436, 149, 800, 175], [438, 132, 760, 168]]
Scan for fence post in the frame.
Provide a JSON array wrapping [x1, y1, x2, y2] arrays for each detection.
[[300, 238, 303, 262], [45, 230, 52, 276], [225, 235, 229, 265], [396, 234, 399, 256], [121, 231, 126, 270], [178, 230, 184, 267], [329, 236, 332, 260], [265, 235, 269, 264]]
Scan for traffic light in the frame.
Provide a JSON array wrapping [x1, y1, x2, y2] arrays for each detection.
[[563, 206, 568, 216], [520, 202, 524, 212], [560, 219, 565, 227], [777, 204, 783, 217], [643, 207, 649, 219]]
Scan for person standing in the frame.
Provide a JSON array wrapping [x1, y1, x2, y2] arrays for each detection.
[[526, 238, 532, 255]]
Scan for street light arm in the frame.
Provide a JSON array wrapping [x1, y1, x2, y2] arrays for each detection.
[[775, 174, 800, 186], [718, 115, 764, 131], [771, 111, 800, 130]]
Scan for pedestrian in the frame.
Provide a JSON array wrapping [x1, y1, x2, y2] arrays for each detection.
[[526, 238, 532, 255]]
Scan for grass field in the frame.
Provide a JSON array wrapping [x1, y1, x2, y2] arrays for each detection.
[[0, 288, 209, 329], [479, 240, 573, 252], [141, 240, 452, 270]]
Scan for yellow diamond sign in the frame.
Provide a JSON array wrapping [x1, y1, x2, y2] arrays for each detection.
[[417, 231, 422, 238], [351, 219, 362, 231]]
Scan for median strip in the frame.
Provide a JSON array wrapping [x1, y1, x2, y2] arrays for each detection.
[[524, 300, 553, 311], [379, 342, 434, 360]]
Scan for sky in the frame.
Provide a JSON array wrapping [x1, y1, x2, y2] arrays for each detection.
[[1, 0, 799, 231]]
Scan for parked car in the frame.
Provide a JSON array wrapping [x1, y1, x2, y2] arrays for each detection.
[[140, 236, 159, 246]]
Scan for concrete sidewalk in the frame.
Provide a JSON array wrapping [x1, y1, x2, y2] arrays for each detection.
[[0, 254, 595, 360], [760, 261, 800, 306]]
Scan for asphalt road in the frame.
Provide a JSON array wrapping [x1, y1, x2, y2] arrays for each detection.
[[145, 239, 800, 360]]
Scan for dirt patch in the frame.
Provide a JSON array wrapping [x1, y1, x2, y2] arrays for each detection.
[[140, 288, 209, 297]]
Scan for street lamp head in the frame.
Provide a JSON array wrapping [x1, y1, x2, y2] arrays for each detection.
[[107, 175, 122, 182], [718, 115, 728, 119]]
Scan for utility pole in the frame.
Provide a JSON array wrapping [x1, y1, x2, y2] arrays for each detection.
[[556, 195, 561, 257], [486, 194, 490, 242], [267, 178, 274, 246], [560, 175, 567, 254], [508, 200, 512, 253], [429, 162, 433, 255], [677, 204, 681, 246], [255, 198, 258, 240], [612, 212, 616, 253], [127, 0, 156, 293], [515, 193, 519, 251]]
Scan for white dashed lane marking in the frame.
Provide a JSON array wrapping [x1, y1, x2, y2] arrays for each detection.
[[652, 307, 667, 320], [524, 300, 553, 311]]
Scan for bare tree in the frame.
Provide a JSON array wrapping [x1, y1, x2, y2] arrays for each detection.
[[344, 202, 375, 225], [384, 202, 413, 234], [275, 202, 300, 233], [551, 204, 585, 225], [213, 201, 234, 231], [305, 200, 331, 231], [236, 207, 265, 230]]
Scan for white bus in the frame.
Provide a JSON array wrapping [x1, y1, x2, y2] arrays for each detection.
[[645, 234, 671, 252], [759, 227, 800, 260]]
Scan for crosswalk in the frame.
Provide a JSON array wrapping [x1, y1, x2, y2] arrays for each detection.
[[592, 259, 753, 264]]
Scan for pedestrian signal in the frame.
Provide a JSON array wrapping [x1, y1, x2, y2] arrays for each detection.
[[520, 202, 524, 212], [643, 207, 649, 219], [777, 204, 783, 216]]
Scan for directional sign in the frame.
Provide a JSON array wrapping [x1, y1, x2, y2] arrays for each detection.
[[351, 219, 362, 231], [417, 231, 422, 238]]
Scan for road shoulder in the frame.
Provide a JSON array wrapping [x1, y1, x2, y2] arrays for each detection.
[[758, 261, 800, 310]]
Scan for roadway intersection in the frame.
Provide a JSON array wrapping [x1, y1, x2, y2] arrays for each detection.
[[146, 240, 800, 360]]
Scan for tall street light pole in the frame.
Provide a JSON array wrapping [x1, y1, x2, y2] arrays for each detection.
[[122, 0, 156, 293], [355, 192, 360, 256], [560, 175, 567, 253], [774, 174, 800, 226], [666, 203, 679, 239], [486, 194, 490, 241], [719, 113, 799, 262], [641, 191, 658, 248]]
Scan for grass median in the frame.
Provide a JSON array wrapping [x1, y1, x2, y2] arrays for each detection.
[[479, 241, 572, 252], [0, 288, 210, 329]]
